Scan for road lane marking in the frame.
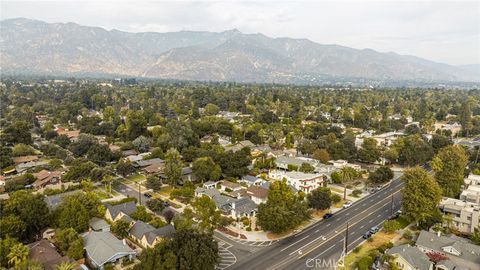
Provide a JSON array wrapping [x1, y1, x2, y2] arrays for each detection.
[[280, 235, 309, 251], [311, 245, 335, 260]]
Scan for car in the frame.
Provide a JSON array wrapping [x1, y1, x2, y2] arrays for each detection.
[[369, 188, 377, 194], [342, 201, 353, 209], [370, 226, 380, 234], [162, 201, 171, 207], [323, 213, 333, 219], [143, 192, 153, 198], [362, 232, 372, 239], [375, 185, 382, 191]]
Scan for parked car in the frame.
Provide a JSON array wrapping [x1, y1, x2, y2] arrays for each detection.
[[370, 226, 380, 234], [369, 188, 377, 194], [162, 201, 171, 207], [323, 213, 333, 219], [342, 201, 353, 209], [362, 232, 372, 239], [375, 185, 382, 191], [143, 192, 153, 198]]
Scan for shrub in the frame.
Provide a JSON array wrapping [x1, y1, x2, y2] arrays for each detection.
[[246, 227, 252, 231], [331, 193, 341, 204], [403, 229, 413, 240], [352, 189, 362, 197], [353, 246, 362, 253]]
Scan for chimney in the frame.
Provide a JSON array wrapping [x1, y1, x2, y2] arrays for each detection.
[[437, 231, 441, 237]]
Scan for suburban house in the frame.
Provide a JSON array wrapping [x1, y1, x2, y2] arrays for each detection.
[[12, 155, 39, 165], [275, 155, 318, 171], [329, 160, 362, 171], [220, 181, 243, 192], [82, 231, 136, 270], [122, 149, 139, 157], [128, 221, 175, 248], [159, 167, 194, 184], [56, 129, 81, 141], [245, 185, 268, 204], [105, 201, 137, 223], [194, 188, 257, 218], [28, 239, 77, 270], [143, 162, 164, 174], [439, 197, 479, 234], [238, 175, 264, 187], [434, 122, 462, 136], [223, 140, 255, 153], [89, 217, 111, 232], [268, 170, 327, 194], [460, 174, 480, 203], [203, 181, 217, 189], [32, 170, 62, 190], [371, 131, 406, 146], [43, 190, 83, 211], [134, 158, 164, 168], [416, 231, 480, 270], [386, 244, 433, 270], [126, 152, 151, 163]]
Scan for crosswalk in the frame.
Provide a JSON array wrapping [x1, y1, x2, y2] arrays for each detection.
[[216, 241, 237, 270]]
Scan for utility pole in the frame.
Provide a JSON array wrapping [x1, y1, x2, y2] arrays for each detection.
[[390, 194, 394, 216], [344, 222, 349, 254], [138, 182, 141, 205]]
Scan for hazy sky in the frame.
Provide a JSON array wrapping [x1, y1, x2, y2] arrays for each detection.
[[2, 0, 479, 65]]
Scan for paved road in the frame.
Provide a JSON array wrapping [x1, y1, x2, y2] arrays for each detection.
[[231, 176, 404, 270]]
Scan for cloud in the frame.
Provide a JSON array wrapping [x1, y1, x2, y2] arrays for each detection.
[[1, 0, 479, 65]]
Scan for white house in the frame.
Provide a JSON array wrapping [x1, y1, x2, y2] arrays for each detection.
[[268, 170, 326, 194]]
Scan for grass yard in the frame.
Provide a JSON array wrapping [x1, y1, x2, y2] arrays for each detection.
[[127, 174, 146, 182], [158, 186, 173, 197], [341, 231, 398, 270]]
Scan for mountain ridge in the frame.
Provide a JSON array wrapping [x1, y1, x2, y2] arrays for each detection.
[[1, 18, 478, 83]]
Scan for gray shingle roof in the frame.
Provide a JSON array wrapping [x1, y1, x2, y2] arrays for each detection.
[[89, 217, 110, 231], [416, 231, 480, 265], [82, 231, 135, 267], [43, 190, 83, 210], [135, 158, 164, 167], [105, 201, 137, 220], [387, 244, 432, 270], [129, 221, 175, 245], [232, 197, 257, 215]]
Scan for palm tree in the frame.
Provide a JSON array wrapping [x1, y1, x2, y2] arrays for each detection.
[[7, 243, 28, 267], [340, 166, 355, 200], [56, 261, 77, 270]]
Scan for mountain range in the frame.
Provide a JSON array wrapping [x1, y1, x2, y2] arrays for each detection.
[[1, 18, 479, 84]]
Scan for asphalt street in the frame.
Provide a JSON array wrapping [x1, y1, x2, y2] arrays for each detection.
[[231, 176, 404, 270]]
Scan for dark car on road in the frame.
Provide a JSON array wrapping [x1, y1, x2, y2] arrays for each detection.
[[362, 232, 372, 239], [143, 192, 153, 198], [323, 213, 333, 219]]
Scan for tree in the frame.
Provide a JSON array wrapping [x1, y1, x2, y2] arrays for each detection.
[[1, 121, 32, 145], [125, 110, 147, 140], [0, 237, 19, 267], [55, 134, 71, 149], [339, 166, 356, 200], [116, 159, 135, 177], [163, 210, 175, 224], [299, 162, 315, 173], [11, 143, 36, 156], [396, 135, 433, 166], [368, 166, 394, 184], [192, 196, 221, 232], [307, 187, 332, 210], [58, 197, 90, 232], [357, 137, 381, 163], [431, 145, 468, 197], [204, 103, 220, 116], [146, 199, 165, 213], [313, 149, 330, 164], [0, 215, 26, 239], [256, 180, 310, 233], [471, 228, 480, 245], [131, 206, 153, 222], [170, 229, 219, 270], [217, 148, 251, 178], [192, 157, 221, 183], [0, 145, 14, 169], [56, 262, 77, 270], [402, 167, 442, 227], [132, 135, 151, 153], [2, 190, 49, 241], [55, 228, 84, 260], [111, 219, 131, 238], [164, 148, 183, 187], [383, 220, 401, 233], [134, 241, 177, 270], [7, 243, 28, 267], [146, 175, 162, 192]]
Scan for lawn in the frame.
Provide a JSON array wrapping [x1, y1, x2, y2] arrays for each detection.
[[341, 231, 398, 270], [158, 186, 173, 197], [127, 174, 146, 182]]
